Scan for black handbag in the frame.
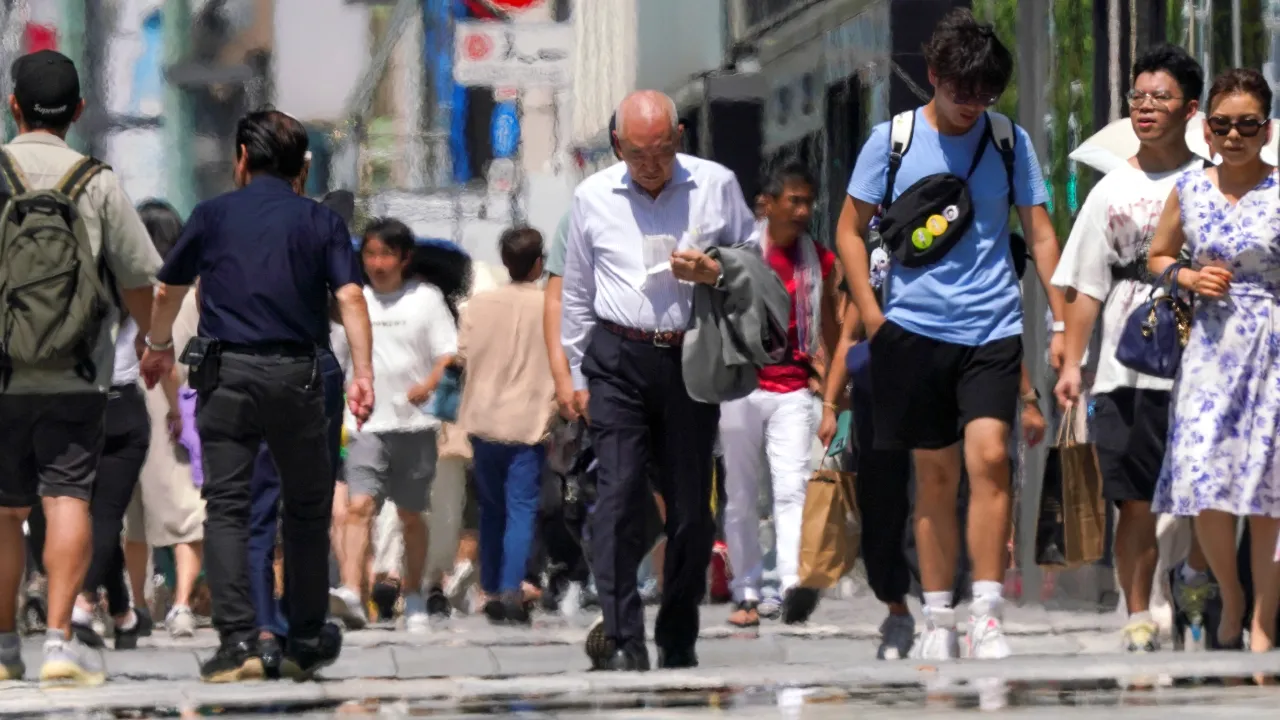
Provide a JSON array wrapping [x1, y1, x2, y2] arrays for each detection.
[[1114, 263, 1192, 379]]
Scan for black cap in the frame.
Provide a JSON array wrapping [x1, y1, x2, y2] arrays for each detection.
[[12, 50, 80, 127]]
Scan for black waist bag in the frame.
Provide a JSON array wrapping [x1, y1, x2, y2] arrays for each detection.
[[878, 118, 995, 269]]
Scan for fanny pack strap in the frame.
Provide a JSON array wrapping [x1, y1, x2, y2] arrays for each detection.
[[964, 118, 994, 180]]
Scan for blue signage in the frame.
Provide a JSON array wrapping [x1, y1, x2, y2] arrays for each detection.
[[491, 101, 520, 159]]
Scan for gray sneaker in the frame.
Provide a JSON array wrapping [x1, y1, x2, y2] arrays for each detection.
[[877, 613, 915, 660], [0, 632, 24, 681], [167, 605, 197, 639], [39, 632, 105, 687]]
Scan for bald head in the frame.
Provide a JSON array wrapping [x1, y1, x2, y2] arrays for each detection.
[[616, 90, 679, 140], [614, 91, 682, 195]]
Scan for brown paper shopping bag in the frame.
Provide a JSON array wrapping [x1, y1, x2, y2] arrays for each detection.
[[1034, 404, 1106, 569], [797, 458, 860, 589]]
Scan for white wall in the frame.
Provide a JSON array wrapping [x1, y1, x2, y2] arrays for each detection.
[[570, 0, 636, 145], [272, 0, 370, 122], [635, 0, 723, 95]]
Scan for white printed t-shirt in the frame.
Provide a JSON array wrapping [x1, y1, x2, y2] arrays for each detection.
[[334, 279, 458, 433], [1051, 159, 1200, 395]]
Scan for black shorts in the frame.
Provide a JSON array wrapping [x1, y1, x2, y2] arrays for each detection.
[[1092, 388, 1171, 505], [0, 393, 108, 507], [868, 320, 1022, 450]]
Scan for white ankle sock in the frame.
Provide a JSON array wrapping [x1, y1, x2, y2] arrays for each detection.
[[71, 606, 94, 626], [923, 591, 953, 611], [116, 610, 137, 631], [971, 581, 1004, 615], [1129, 610, 1153, 624]]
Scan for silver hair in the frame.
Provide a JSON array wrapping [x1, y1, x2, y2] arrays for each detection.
[[615, 92, 679, 137]]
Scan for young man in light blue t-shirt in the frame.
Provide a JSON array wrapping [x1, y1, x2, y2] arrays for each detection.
[[835, 9, 1067, 663]]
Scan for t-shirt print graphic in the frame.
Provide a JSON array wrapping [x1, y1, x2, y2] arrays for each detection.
[[1107, 197, 1164, 283]]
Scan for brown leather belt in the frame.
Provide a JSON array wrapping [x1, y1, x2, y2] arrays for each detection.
[[600, 320, 685, 347]]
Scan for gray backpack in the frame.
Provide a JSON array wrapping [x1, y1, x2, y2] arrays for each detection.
[[0, 151, 113, 389]]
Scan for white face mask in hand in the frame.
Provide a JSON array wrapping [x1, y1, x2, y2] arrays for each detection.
[[642, 233, 678, 278]]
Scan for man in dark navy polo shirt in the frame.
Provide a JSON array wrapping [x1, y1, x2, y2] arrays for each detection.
[[140, 110, 374, 683]]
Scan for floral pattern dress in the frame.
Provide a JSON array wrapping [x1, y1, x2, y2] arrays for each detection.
[[1154, 169, 1280, 517]]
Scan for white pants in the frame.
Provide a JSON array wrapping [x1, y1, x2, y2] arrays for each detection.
[[720, 388, 816, 602]]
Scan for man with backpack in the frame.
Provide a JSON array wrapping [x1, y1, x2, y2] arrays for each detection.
[[834, 10, 1067, 662], [0, 50, 162, 685]]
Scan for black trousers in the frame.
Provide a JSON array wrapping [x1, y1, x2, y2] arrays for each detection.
[[584, 329, 718, 650], [198, 351, 332, 645], [848, 342, 970, 607], [83, 385, 151, 615]]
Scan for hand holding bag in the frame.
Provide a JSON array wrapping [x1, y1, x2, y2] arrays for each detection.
[[1115, 263, 1192, 379], [797, 455, 860, 589], [1035, 404, 1106, 569]]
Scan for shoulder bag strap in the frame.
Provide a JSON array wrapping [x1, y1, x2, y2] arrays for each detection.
[[964, 116, 995, 180], [0, 149, 27, 198], [55, 157, 109, 202]]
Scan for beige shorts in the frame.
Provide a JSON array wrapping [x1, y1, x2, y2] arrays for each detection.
[[123, 385, 206, 546]]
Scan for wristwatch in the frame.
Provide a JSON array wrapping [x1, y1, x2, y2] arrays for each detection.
[[1021, 387, 1041, 405], [712, 266, 726, 289], [1051, 321, 1066, 333], [145, 334, 174, 352]]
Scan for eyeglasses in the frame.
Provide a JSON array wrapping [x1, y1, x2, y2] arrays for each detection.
[[948, 87, 1000, 107], [1206, 115, 1267, 137], [1127, 90, 1182, 109]]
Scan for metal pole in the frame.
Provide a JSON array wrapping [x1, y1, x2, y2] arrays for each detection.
[[1232, 0, 1243, 68], [163, 0, 197, 218], [1017, 0, 1051, 606]]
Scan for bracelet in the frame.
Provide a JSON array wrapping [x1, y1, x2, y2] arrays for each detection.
[[145, 334, 174, 352], [822, 401, 839, 411]]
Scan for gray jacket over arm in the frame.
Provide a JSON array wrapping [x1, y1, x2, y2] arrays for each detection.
[[682, 245, 791, 404]]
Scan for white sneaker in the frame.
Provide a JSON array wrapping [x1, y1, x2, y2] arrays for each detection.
[[911, 607, 960, 661], [966, 603, 1012, 660], [559, 581, 584, 621], [166, 605, 197, 638], [404, 593, 429, 634], [328, 586, 368, 630]]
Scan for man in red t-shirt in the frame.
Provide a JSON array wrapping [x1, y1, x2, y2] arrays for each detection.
[[720, 161, 839, 628]]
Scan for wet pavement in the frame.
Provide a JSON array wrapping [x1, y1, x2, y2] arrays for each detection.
[[5, 598, 1280, 717]]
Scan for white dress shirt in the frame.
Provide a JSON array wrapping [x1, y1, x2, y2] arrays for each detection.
[[561, 154, 757, 389]]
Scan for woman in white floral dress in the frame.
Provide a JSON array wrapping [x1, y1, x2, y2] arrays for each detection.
[[1149, 68, 1280, 653]]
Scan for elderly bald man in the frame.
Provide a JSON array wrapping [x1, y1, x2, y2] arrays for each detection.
[[561, 91, 757, 671]]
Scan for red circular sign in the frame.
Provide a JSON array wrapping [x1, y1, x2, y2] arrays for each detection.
[[464, 32, 493, 61], [464, 0, 542, 17]]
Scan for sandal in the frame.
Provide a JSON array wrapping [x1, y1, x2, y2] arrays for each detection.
[[727, 600, 760, 628]]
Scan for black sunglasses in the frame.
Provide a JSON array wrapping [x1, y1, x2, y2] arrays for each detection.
[[1206, 115, 1267, 138]]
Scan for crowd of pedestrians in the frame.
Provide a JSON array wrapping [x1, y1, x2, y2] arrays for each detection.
[[2, 6, 1280, 690]]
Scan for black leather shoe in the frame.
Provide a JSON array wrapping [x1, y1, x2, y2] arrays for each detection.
[[602, 644, 650, 671], [259, 635, 284, 679], [501, 591, 531, 626], [282, 622, 342, 682], [200, 639, 265, 683], [657, 645, 698, 669]]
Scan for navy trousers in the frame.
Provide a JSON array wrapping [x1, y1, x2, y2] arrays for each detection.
[[247, 350, 345, 636]]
